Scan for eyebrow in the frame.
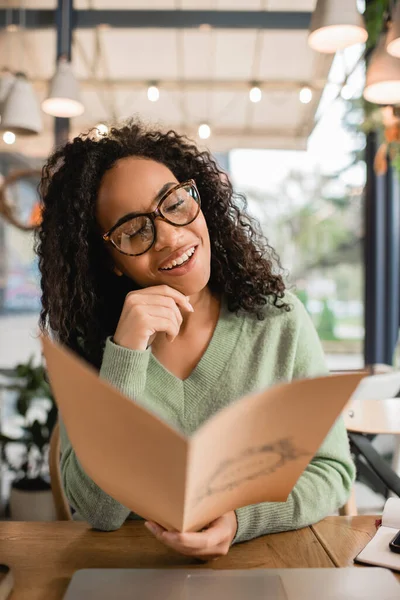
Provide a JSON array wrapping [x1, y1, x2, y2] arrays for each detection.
[[111, 181, 177, 230]]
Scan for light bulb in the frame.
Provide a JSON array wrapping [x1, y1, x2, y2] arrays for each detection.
[[96, 123, 108, 136], [299, 87, 313, 104], [249, 86, 262, 103], [147, 85, 160, 102], [198, 123, 211, 139], [3, 131, 16, 144]]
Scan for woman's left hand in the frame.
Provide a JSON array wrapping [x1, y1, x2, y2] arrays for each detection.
[[144, 511, 238, 560]]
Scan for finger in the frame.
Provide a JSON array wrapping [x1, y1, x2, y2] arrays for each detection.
[[145, 522, 227, 559], [160, 535, 227, 559], [146, 308, 181, 342], [146, 315, 180, 343], [128, 294, 189, 321], [145, 305, 182, 332], [145, 521, 166, 537], [161, 525, 224, 551], [130, 286, 193, 312]]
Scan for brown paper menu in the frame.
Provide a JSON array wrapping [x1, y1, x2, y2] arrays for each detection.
[[42, 335, 366, 533]]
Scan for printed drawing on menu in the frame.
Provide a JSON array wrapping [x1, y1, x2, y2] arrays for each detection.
[[193, 437, 310, 507]]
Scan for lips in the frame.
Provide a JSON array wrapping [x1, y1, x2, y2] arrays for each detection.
[[158, 243, 198, 271]]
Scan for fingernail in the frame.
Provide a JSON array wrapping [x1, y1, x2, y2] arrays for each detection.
[[145, 522, 157, 534], [187, 304, 194, 312]]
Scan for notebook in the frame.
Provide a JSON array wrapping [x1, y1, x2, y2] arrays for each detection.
[[355, 498, 400, 571]]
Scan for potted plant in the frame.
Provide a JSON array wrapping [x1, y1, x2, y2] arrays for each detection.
[[0, 358, 58, 520]]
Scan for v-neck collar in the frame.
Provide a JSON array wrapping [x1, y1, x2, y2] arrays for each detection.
[[148, 296, 244, 399]]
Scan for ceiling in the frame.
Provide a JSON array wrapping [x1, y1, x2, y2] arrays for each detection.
[[0, 0, 334, 157]]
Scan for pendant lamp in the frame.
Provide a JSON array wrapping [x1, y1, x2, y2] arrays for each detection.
[[387, 3, 400, 58], [364, 33, 400, 105], [0, 72, 42, 135], [42, 58, 84, 118], [308, 0, 368, 54], [0, 69, 15, 115]]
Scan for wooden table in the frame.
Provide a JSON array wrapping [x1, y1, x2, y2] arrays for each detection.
[[312, 515, 399, 583], [0, 516, 397, 599]]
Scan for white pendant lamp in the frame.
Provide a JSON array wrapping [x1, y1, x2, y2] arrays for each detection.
[[308, 0, 368, 54], [0, 69, 15, 114], [364, 33, 400, 105], [387, 3, 400, 58], [0, 72, 42, 135], [42, 58, 84, 118]]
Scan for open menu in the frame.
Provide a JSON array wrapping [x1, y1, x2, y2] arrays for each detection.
[[41, 336, 400, 533]]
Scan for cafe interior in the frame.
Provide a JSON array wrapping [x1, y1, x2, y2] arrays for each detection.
[[0, 0, 400, 598]]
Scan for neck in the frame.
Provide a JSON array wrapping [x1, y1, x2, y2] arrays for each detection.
[[179, 286, 220, 334]]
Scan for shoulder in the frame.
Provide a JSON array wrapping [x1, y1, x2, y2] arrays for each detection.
[[240, 290, 321, 354], [244, 290, 310, 334]]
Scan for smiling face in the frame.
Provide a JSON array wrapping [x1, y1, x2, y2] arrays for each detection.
[[96, 156, 212, 295]]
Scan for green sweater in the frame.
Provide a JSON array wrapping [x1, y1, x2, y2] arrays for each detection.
[[59, 292, 355, 544]]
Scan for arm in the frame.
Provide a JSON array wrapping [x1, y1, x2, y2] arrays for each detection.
[[233, 297, 356, 544], [59, 338, 151, 531]]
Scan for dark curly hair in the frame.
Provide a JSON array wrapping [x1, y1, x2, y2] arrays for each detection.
[[36, 120, 288, 368]]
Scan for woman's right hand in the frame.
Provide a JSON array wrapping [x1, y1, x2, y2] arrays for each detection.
[[113, 285, 194, 351]]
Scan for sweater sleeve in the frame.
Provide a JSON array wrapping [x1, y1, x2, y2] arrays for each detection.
[[59, 338, 151, 531], [233, 297, 356, 544]]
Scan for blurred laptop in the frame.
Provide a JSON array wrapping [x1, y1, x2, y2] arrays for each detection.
[[63, 567, 400, 599]]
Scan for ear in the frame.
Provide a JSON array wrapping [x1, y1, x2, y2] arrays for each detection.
[[113, 266, 123, 277]]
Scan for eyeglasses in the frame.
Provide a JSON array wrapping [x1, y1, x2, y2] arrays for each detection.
[[102, 179, 201, 256]]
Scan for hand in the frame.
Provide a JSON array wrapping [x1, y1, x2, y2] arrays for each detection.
[[113, 285, 194, 351], [144, 511, 238, 561]]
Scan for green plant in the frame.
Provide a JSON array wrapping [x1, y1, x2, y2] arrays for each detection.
[[296, 288, 309, 310], [365, 0, 390, 50], [317, 299, 337, 341], [348, 0, 400, 175], [0, 358, 57, 488]]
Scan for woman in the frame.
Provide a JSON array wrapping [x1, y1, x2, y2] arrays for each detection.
[[36, 121, 355, 560]]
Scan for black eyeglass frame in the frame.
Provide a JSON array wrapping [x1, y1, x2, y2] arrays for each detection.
[[102, 179, 201, 257]]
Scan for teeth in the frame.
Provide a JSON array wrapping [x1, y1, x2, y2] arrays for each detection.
[[161, 247, 195, 270], [176, 253, 188, 265]]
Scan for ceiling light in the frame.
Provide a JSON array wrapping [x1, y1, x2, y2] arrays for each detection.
[[42, 58, 84, 118], [299, 87, 313, 104], [147, 85, 160, 102], [364, 33, 400, 105], [0, 69, 15, 116], [387, 3, 400, 58], [249, 86, 262, 103], [0, 72, 42, 135], [198, 123, 211, 140], [3, 131, 16, 144], [308, 0, 368, 54], [96, 123, 108, 136]]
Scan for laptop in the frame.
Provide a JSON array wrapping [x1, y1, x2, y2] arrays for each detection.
[[63, 567, 400, 599]]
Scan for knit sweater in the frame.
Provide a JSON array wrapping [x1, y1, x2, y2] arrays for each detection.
[[59, 292, 355, 544]]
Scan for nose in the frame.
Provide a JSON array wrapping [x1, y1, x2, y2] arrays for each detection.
[[153, 217, 182, 252]]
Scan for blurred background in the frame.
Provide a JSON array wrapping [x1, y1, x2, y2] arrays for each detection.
[[1, 0, 400, 520]]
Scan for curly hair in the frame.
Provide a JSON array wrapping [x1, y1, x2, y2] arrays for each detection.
[[36, 120, 288, 368]]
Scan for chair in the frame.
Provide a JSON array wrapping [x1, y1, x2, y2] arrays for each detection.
[[48, 421, 72, 520], [339, 365, 400, 516]]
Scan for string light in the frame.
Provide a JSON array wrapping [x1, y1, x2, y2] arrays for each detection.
[[147, 85, 160, 102], [299, 87, 313, 104], [96, 123, 108, 136], [249, 86, 262, 103], [198, 123, 211, 139], [3, 131, 15, 144]]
